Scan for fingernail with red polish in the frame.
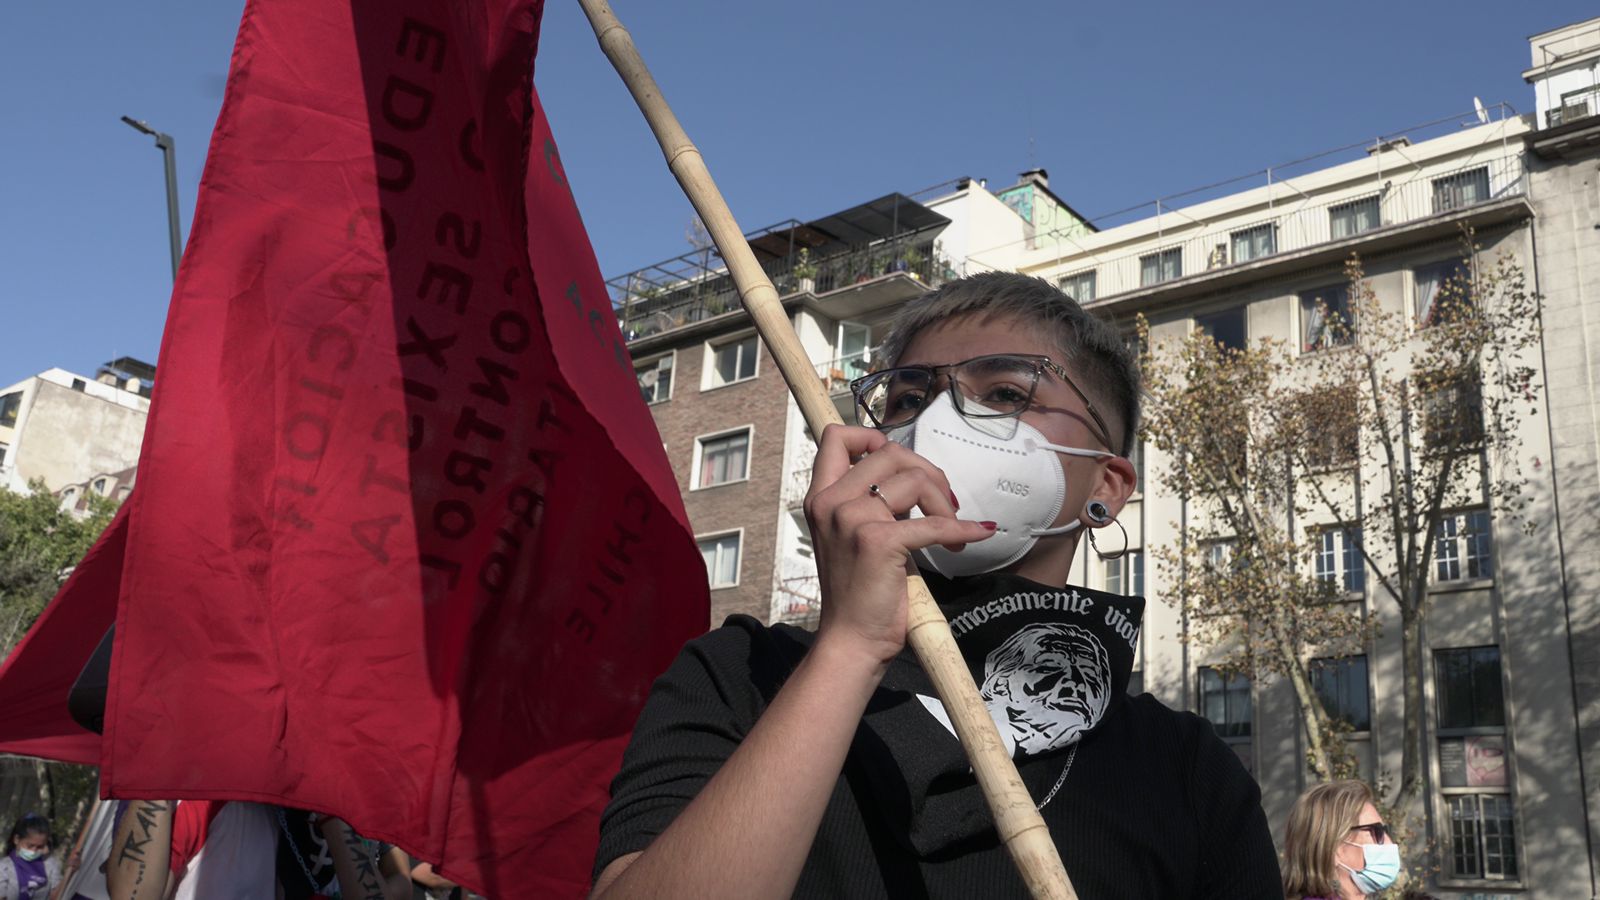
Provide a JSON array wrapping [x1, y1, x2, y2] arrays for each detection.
[[950, 491, 960, 510], [980, 521, 998, 530]]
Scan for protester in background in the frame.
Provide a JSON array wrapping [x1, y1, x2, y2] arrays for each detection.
[[592, 273, 1281, 898], [276, 809, 410, 900], [104, 800, 387, 900], [0, 814, 60, 900], [1283, 780, 1403, 899]]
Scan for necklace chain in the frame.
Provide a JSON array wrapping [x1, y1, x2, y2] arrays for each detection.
[[277, 807, 321, 889], [1035, 744, 1078, 810]]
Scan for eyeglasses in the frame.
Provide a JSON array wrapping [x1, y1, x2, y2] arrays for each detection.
[[848, 353, 1116, 452], [1348, 823, 1391, 844]]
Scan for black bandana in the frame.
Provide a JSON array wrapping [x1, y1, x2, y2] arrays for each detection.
[[928, 571, 1142, 757], [843, 572, 1145, 854]]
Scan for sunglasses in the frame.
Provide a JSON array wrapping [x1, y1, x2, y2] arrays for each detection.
[[1348, 823, 1391, 844]]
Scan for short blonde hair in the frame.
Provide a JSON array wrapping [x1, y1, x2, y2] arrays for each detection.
[[1282, 780, 1376, 899]]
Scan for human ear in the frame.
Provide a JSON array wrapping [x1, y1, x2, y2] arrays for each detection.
[[1088, 455, 1137, 521]]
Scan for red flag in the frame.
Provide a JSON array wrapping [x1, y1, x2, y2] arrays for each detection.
[[93, 0, 706, 895], [0, 506, 127, 766]]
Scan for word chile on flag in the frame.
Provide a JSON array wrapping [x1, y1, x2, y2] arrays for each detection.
[[95, 0, 708, 896]]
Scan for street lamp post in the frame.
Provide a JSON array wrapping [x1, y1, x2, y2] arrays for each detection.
[[120, 116, 183, 281]]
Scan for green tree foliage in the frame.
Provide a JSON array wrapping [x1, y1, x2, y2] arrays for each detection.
[[0, 479, 118, 846], [0, 480, 116, 659]]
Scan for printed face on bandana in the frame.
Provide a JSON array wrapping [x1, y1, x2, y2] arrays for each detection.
[[981, 623, 1112, 754]]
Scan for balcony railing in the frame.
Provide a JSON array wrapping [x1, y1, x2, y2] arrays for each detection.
[[814, 353, 873, 395], [782, 465, 812, 509], [775, 574, 821, 629], [615, 237, 952, 343], [1043, 155, 1525, 304]]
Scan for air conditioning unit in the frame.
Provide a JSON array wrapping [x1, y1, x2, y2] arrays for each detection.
[[1562, 100, 1591, 123]]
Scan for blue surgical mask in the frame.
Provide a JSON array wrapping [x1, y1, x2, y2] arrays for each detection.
[[15, 847, 44, 862], [1340, 840, 1401, 894]]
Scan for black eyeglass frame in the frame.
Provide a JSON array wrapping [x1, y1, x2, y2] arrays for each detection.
[[1348, 823, 1390, 844], [848, 353, 1117, 454]]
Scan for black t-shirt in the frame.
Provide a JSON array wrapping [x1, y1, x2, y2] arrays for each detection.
[[596, 581, 1282, 899]]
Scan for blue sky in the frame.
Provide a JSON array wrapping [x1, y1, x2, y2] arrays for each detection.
[[2, 1, 1591, 384]]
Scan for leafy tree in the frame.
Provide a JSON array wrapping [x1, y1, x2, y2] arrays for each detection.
[[0, 480, 116, 658], [1138, 318, 1368, 782], [0, 479, 119, 847], [1139, 231, 1541, 849]]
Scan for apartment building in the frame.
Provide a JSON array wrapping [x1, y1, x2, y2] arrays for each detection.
[[614, 178, 1081, 627], [974, 21, 1596, 895], [0, 359, 152, 504], [608, 16, 1600, 893]]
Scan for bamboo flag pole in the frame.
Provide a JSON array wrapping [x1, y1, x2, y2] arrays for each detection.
[[576, 3, 1075, 898]]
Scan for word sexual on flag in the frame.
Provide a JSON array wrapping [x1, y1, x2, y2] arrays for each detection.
[[0, 0, 709, 895]]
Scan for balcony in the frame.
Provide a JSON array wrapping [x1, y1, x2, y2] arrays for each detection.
[[1052, 156, 1527, 308], [610, 193, 953, 343], [775, 574, 821, 629]]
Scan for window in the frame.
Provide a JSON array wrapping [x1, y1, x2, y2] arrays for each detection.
[[1230, 224, 1276, 263], [1313, 526, 1365, 593], [1432, 167, 1491, 214], [694, 429, 750, 489], [1423, 373, 1484, 449], [1309, 655, 1370, 731], [70, 379, 86, 392], [1203, 539, 1236, 573], [1296, 389, 1358, 469], [1198, 667, 1253, 770], [1299, 283, 1354, 351], [1435, 646, 1517, 880], [1448, 795, 1519, 880], [837, 322, 872, 379], [1436, 646, 1505, 729], [1103, 550, 1144, 597], [636, 355, 673, 404], [0, 444, 7, 466], [0, 392, 20, 428], [1195, 307, 1247, 353], [92, 478, 108, 495], [1435, 509, 1493, 582], [1128, 439, 1145, 493], [1330, 196, 1380, 239], [1059, 270, 1097, 303], [698, 532, 741, 588], [707, 335, 758, 387], [1139, 248, 1182, 286], [1198, 668, 1252, 737], [1414, 258, 1472, 326]]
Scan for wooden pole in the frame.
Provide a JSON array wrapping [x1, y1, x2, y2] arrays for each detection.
[[575, 3, 1075, 897]]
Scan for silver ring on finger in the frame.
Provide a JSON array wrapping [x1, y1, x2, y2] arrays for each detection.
[[867, 483, 895, 513]]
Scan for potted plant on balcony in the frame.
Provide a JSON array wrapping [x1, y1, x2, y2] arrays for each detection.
[[902, 244, 925, 280], [793, 248, 818, 294]]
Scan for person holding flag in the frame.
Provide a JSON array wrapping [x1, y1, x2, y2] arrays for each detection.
[[592, 272, 1282, 898]]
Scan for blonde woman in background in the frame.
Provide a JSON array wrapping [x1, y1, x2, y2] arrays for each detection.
[[1283, 780, 1403, 899]]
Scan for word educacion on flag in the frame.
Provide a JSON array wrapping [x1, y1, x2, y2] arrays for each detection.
[[0, 0, 720, 897], [296, 16, 641, 630]]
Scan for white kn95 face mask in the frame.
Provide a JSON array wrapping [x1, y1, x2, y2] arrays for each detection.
[[887, 392, 1115, 577]]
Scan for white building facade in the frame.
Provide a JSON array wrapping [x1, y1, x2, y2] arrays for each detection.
[[991, 59, 1597, 894]]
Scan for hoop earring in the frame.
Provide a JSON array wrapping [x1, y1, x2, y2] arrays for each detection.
[[1085, 502, 1129, 561]]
